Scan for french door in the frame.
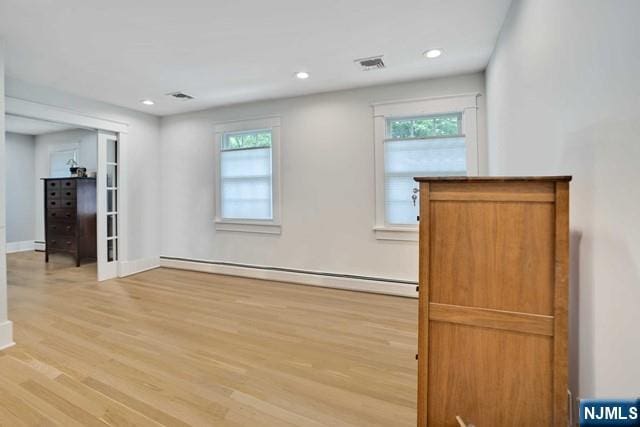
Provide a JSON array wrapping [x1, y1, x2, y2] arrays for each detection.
[[97, 131, 120, 280]]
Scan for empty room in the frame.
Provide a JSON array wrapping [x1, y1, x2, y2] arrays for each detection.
[[0, 0, 638, 426]]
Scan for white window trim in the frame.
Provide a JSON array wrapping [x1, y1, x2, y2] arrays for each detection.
[[214, 116, 282, 234], [373, 93, 480, 242]]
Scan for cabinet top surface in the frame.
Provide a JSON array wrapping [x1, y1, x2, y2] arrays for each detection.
[[41, 177, 96, 180], [414, 175, 572, 183]]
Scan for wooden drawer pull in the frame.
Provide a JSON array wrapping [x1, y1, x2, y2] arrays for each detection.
[[456, 416, 475, 427]]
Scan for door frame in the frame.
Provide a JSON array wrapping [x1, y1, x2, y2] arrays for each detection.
[[5, 96, 129, 280]]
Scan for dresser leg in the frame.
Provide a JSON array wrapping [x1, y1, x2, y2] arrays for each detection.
[[45, 252, 49, 263]]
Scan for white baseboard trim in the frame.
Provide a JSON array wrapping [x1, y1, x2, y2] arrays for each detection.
[[119, 257, 161, 277], [0, 321, 15, 351], [159, 257, 418, 298], [34, 241, 46, 251], [6, 240, 36, 253]]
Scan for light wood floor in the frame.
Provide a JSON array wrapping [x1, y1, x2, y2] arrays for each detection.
[[0, 251, 417, 426]]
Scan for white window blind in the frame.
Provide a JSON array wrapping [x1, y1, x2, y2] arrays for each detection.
[[384, 114, 466, 225], [220, 130, 273, 220]]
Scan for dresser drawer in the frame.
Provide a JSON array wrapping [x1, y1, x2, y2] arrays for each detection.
[[47, 189, 62, 199], [61, 179, 76, 189], [48, 236, 77, 252], [46, 179, 75, 189], [61, 188, 76, 199], [47, 198, 76, 209], [46, 180, 60, 189], [59, 198, 76, 209], [47, 222, 75, 236], [48, 208, 75, 222]]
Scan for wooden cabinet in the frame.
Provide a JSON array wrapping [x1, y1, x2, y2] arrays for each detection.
[[415, 177, 571, 427], [43, 178, 97, 267]]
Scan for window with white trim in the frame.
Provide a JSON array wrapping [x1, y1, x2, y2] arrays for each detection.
[[373, 95, 479, 241], [214, 117, 281, 234]]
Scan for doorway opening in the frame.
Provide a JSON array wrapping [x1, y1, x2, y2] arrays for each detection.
[[4, 105, 125, 282]]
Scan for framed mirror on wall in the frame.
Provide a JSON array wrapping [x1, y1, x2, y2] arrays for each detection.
[[49, 148, 78, 178]]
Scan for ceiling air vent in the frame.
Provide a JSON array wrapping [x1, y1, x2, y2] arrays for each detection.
[[355, 55, 385, 71], [166, 91, 195, 101]]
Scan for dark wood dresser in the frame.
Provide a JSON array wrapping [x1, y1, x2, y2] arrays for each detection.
[[43, 177, 97, 266]]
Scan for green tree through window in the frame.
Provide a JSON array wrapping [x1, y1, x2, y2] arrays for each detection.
[[388, 114, 461, 139], [223, 130, 272, 150]]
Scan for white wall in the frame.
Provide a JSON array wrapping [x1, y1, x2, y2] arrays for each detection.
[[486, 0, 640, 397], [5, 132, 35, 244], [160, 73, 486, 283], [5, 78, 161, 263], [32, 128, 97, 243]]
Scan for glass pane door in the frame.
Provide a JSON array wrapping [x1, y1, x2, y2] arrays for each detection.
[[106, 137, 118, 262], [97, 131, 119, 280]]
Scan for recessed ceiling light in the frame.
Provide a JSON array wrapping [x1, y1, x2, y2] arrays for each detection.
[[295, 71, 310, 80], [424, 49, 443, 59], [140, 99, 155, 106]]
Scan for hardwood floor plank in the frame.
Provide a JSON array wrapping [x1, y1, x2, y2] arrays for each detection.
[[1, 251, 417, 426], [0, 382, 56, 427], [81, 377, 194, 427]]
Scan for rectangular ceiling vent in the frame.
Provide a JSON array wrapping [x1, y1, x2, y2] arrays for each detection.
[[166, 91, 195, 101], [355, 55, 385, 71]]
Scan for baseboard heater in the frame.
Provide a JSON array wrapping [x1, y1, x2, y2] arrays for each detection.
[[159, 256, 418, 297]]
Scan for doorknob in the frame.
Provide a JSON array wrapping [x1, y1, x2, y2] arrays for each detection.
[[456, 415, 475, 427]]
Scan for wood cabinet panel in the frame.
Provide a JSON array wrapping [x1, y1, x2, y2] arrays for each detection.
[[429, 181, 555, 202], [430, 200, 555, 315], [427, 322, 553, 427], [415, 176, 571, 427]]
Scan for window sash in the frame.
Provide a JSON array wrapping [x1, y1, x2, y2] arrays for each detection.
[[219, 135, 273, 221], [383, 135, 466, 225]]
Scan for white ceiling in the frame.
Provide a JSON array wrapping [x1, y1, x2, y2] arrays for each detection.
[[0, 0, 512, 116], [5, 115, 77, 135]]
